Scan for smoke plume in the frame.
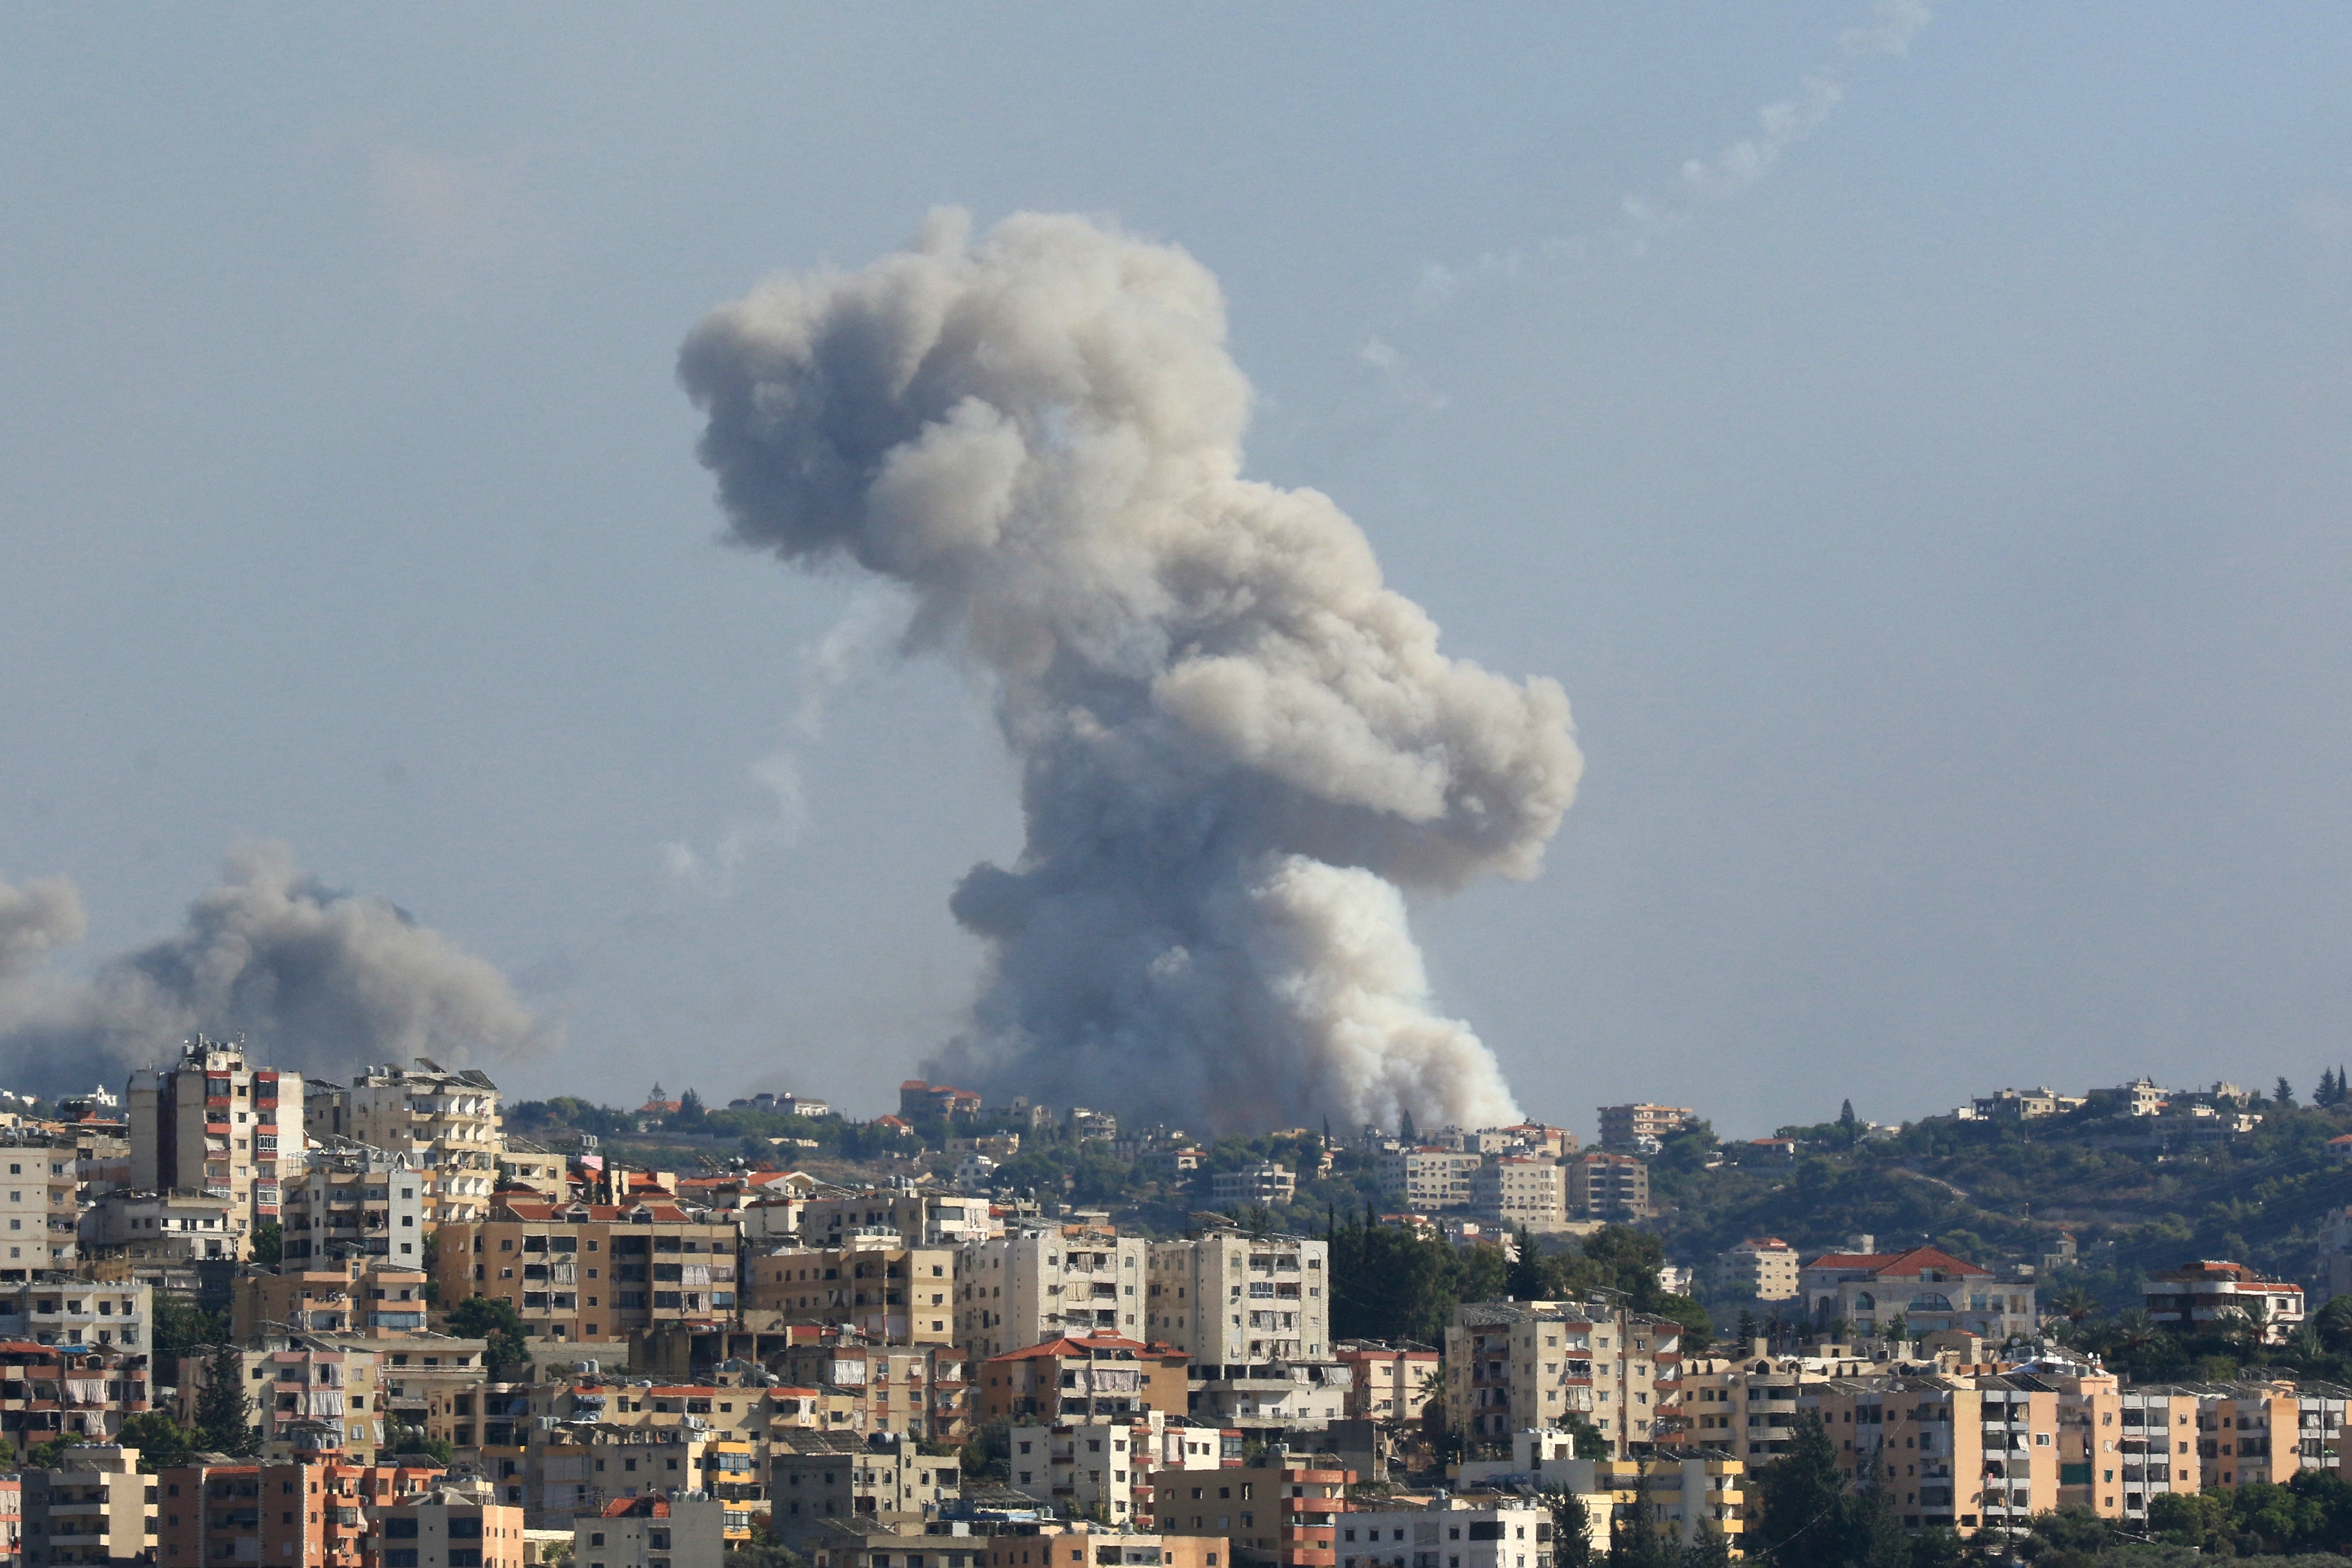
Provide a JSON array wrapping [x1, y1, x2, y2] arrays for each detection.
[[680, 210, 1580, 1132], [0, 842, 556, 1094]]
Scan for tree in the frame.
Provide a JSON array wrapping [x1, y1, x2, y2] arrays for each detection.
[[1837, 1100, 1860, 1148], [674, 1087, 708, 1130], [196, 1344, 259, 1456], [1605, 1472, 1677, 1568], [150, 1294, 227, 1359], [2317, 1294, 2352, 1356], [24, 1435, 89, 1468], [726, 1517, 808, 1568], [2321, 1068, 2341, 1108], [447, 1295, 531, 1371], [1750, 1412, 1844, 1563], [1399, 1109, 1417, 1145], [2278, 1076, 2298, 1109], [1543, 1488, 1595, 1568], [960, 1414, 1011, 1483], [251, 1220, 282, 1265], [117, 1410, 198, 1469]]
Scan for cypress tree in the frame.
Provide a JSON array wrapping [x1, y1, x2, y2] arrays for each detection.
[[1751, 1412, 1844, 1563], [196, 1344, 257, 1456]]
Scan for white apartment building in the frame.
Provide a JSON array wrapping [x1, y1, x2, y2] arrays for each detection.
[[1146, 1230, 1330, 1373], [338, 1063, 503, 1223], [1339, 1495, 1557, 1568], [1467, 1158, 1567, 1231], [1718, 1238, 1801, 1302], [127, 1034, 304, 1224], [0, 1274, 151, 1353], [1377, 1147, 1480, 1211], [78, 1191, 248, 1262], [956, 1227, 1150, 1359], [1208, 1163, 1296, 1208], [1006, 1410, 1223, 1522]]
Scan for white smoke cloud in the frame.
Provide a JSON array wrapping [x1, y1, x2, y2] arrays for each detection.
[[0, 843, 555, 1093], [679, 209, 1580, 1132]]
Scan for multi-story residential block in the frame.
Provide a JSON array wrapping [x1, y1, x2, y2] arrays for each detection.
[[803, 1190, 995, 1251], [153, 1457, 452, 1568], [956, 1227, 1151, 1358], [1333, 1342, 1440, 1424], [434, 1197, 740, 1347], [1340, 1491, 1572, 1568], [283, 1147, 431, 1265], [1376, 1147, 1479, 1211], [1146, 1454, 1350, 1568], [746, 1241, 956, 1343], [0, 1131, 80, 1275], [1007, 1412, 1171, 1522], [1445, 1299, 1683, 1456], [767, 1337, 972, 1445], [127, 1034, 304, 1223], [20, 1444, 156, 1568], [1795, 1376, 2063, 1534], [1145, 1231, 1330, 1372], [1208, 1164, 1295, 1209], [1717, 1238, 1801, 1302], [967, 1525, 1222, 1568], [231, 1261, 432, 1340], [0, 1472, 18, 1561], [336, 1063, 504, 1225], [1971, 1087, 2086, 1120], [976, 1331, 1190, 1425], [1799, 1244, 2036, 1342], [77, 1190, 248, 1262], [1467, 1158, 1567, 1231], [771, 1429, 959, 1538], [379, 1478, 532, 1568], [1564, 1153, 1648, 1221], [2144, 1260, 2305, 1344], [578, 1491, 734, 1568], [0, 1342, 153, 1455], [477, 1425, 759, 1525], [0, 1275, 151, 1355], [175, 1343, 388, 1460], [1596, 1105, 1695, 1152], [897, 1081, 984, 1123]]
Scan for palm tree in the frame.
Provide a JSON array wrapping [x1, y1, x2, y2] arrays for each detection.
[[2052, 1287, 2099, 1343], [2317, 1294, 2352, 1356]]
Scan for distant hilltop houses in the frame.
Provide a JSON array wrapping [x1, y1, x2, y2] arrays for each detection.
[[11, 1052, 2352, 1557]]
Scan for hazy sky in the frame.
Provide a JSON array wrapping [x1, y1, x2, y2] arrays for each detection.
[[4, 4, 2350, 1139]]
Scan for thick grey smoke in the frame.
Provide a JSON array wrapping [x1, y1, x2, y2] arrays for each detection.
[[0, 843, 556, 1094], [680, 210, 1580, 1132]]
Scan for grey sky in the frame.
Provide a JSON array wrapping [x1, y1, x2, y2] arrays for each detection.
[[3, 5, 2349, 1138]]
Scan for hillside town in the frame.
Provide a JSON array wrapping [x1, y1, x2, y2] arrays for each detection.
[[4, 1046, 2352, 1565]]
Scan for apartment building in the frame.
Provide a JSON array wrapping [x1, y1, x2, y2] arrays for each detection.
[[771, 1430, 959, 1536], [1563, 1154, 1648, 1221], [578, 1492, 733, 1568], [0, 1132, 79, 1274], [477, 1425, 760, 1525], [967, 1525, 1224, 1568], [977, 1331, 1191, 1424], [746, 1240, 956, 1343], [2145, 1261, 2306, 1344], [1445, 1299, 1684, 1457], [434, 1198, 741, 1346], [1530, 1454, 1742, 1556], [337, 1063, 504, 1224], [1006, 1411, 1190, 1521], [283, 1147, 430, 1265], [175, 1342, 388, 1458], [1466, 1158, 1567, 1231], [1333, 1342, 1440, 1424], [152, 1458, 454, 1568], [0, 1342, 153, 1454], [1146, 1454, 1351, 1568], [0, 1274, 150, 1354], [1972, 1087, 2085, 1120], [127, 1034, 304, 1222], [767, 1338, 973, 1444], [956, 1227, 1150, 1359], [1717, 1238, 1800, 1302], [20, 1444, 156, 1568], [1209, 1164, 1296, 1209], [1341, 1493, 1563, 1568], [1799, 1244, 2037, 1342], [1376, 1147, 1478, 1211], [1145, 1231, 1331, 1372], [803, 1190, 994, 1250], [78, 1190, 247, 1262], [1596, 1105, 1695, 1152], [380, 1479, 532, 1568], [231, 1261, 432, 1340]]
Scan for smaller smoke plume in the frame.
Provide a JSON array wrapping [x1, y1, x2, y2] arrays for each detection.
[[0, 842, 555, 1093]]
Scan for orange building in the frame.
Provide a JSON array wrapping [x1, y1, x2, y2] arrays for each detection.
[[155, 1459, 446, 1568], [1147, 1456, 1350, 1568]]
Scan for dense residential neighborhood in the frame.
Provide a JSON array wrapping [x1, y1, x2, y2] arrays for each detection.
[[9, 1053, 2352, 1564]]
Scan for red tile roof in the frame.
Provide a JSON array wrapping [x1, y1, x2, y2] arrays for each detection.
[[1801, 1245, 1989, 1278], [985, 1331, 1182, 1363]]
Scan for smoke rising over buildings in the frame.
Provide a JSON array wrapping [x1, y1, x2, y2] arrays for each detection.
[[0, 842, 555, 1094], [679, 210, 1581, 1132]]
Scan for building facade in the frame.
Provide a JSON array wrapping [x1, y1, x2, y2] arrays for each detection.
[[1145, 1231, 1330, 1372], [127, 1034, 304, 1223], [956, 1228, 1151, 1359]]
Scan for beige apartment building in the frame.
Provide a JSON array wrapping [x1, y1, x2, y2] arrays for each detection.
[[1597, 1104, 1696, 1151], [0, 1130, 80, 1276], [956, 1226, 1151, 1359], [435, 1197, 740, 1345], [281, 1148, 430, 1266], [1146, 1229, 1330, 1371], [1468, 1157, 1568, 1231], [1446, 1299, 1683, 1456], [231, 1260, 433, 1340], [127, 1034, 304, 1223], [746, 1240, 957, 1343], [1565, 1152, 1648, 1220], [336, 1063, 504, 1224], [1718, 1238, 1800, 1301], [1376, 1146, 1480, 1210]]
